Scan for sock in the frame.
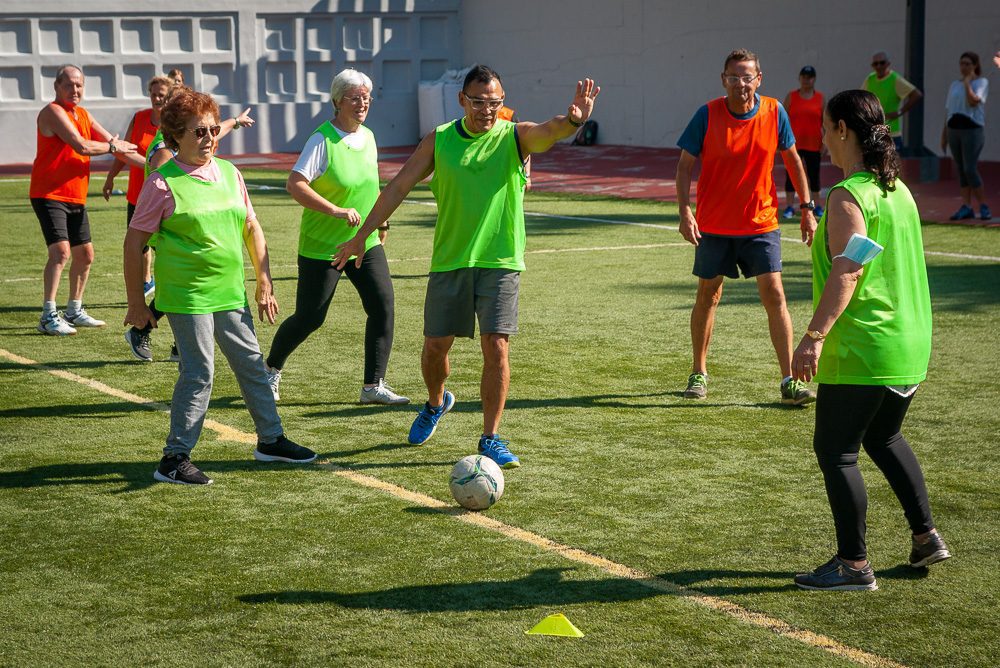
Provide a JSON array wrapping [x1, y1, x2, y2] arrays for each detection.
[[43, 300, 56, 315], [66, 299, 82, 316]]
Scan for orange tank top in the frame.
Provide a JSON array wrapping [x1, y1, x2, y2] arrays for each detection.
[[126, 108, 158, 205], [30, 104, 93, 205], [696, 96, 780, 236], [787, 90, 824, 152]]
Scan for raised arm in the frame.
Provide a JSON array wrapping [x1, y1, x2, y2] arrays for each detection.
[[517, 78, 601, 155], [103, 114, 139, 200], [219, 107, 255, 141], [332, 131, 436, 269]]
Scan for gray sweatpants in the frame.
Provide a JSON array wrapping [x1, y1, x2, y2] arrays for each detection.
[[164, 307, 283, 456]]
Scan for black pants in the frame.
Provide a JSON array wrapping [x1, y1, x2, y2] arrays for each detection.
[[266, 246, 394, 384], [813, 384, 935, 561]]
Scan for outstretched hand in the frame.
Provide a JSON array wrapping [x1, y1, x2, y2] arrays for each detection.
[[236, 107, 255, 129], [568, 78, 601, 125]]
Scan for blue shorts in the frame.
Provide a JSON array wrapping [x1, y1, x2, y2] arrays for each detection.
[[692, 229, 782, 279]]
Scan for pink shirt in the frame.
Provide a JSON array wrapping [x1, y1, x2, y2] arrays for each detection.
[[129, 158, 257, 233]]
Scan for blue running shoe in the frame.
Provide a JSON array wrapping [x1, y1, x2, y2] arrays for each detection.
[[814, 204, 824, 219], [781, 205, 795, 219], [143, 279, 156, 298], [408, 391, 455, 445], [479, 434, 520, 469]]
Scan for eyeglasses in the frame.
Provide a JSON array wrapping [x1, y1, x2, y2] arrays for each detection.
[[464, 95, 505, 111], [188, 125, 221, 139], [959, 60, 974, 66], [723, 74, 759, 86], [343, 95, 372, 105], [871, 60, 888, 67]]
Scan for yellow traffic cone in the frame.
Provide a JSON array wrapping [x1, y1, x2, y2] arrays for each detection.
[[525, 613, 585, 638]]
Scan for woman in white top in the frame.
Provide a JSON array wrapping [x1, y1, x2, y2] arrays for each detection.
[[941, 51, 990, 221]]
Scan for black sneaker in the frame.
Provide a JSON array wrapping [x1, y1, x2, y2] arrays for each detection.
[[125, 327, 153, 362], [168, 343, 180, 363], [153, 454, 213, 485], [794, 556, 878, 591], [909, 532, 952, 568], [253, 434, 317, 463]]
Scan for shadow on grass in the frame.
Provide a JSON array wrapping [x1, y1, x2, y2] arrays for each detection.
[[658, 568, 798, 594], [238, 566, 669, 611]]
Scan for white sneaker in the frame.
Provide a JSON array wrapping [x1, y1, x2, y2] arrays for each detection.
[[64, 308, 105, 328], [360, 379, 410, 405], [266, 366, 282, 401], [37, 311, 76, 336]]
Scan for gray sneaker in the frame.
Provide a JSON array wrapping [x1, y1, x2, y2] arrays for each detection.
[[125, 328, 153, 362], [265, 365, 281, 401], [64, 308, 105, 328], [360, 379, 410, 405], [683, 372, 708, 399], [37, 311, 76, 336], [909, 531, 952, 568], [794, 556, 878, 591], [781, 378, 816, 406]]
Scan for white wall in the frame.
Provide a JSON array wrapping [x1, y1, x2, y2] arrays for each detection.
[[459, 0, 1000, 160]]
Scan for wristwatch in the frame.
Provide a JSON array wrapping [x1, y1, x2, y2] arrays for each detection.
[[806, 330, 826, 341], [108, 141, 117, 154], [799, 200, 816, 211]]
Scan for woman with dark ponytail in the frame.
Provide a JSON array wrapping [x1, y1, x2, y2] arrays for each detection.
[[790, 90, 950, 591]]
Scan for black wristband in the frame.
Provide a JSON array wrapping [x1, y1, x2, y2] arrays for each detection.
[[567, 117, 582, 128], [378, 224, 390, 231]]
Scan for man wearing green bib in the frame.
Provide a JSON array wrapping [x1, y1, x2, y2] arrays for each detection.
[[862, 51, 922, 150], [334, 65, 600, 469]]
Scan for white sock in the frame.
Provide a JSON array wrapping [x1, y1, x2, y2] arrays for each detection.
[[66, 299, 82, 315], [43, 300, 57, 315]]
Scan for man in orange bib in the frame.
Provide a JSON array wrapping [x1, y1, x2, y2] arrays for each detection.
[[29, 64, 142, 335], [675, 49, 817, 405]]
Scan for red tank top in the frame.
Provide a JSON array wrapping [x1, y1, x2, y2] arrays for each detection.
[[787, 90, 824, 152], [29, 104, 93, 205], [126, 108, 158, 204], [696, 96, 780, 236]]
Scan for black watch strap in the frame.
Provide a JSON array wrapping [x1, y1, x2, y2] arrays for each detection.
[[799, 200, 816, 211]]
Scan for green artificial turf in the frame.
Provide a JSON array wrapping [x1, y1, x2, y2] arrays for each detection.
[[1, 171, 997, 666]]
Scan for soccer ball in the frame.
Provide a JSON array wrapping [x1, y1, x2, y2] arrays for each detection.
[[449, 455, 505, 511]]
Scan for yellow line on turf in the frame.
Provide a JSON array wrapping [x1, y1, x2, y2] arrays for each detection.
[[0, 346, 905, 668]]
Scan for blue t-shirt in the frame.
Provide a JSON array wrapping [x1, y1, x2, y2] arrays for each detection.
[[678, 94, 795, 156]]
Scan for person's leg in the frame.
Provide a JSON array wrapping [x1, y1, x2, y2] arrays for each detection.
[[344, 245, 394, 386], [474, 269, 519, 436], [964, 127, 988, 212], [163, 313, 216, 456], [43, 241, 70, 304], [480, 333, 510, 436], [812, 383, 887, 562], [266, 255, 342, 371], [948, 128, 973, 210], [755, 272, 794, 378], [67, 242, 94, 302], [422, 335, 455, 406], [691, 276, 724, 374], [860, 389, 935, 537], [213, 308, 283, 444]]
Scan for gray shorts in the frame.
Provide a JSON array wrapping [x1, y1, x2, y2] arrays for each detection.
[[424, 268, 520, 338]]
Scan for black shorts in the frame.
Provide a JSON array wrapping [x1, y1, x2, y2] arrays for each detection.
[[786, 149, 821, 194], [31, 198, 91, 247], [692, 229, 782, 280]]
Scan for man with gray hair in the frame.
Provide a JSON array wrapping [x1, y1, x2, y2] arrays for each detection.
[[862, 51, 922, 150], [30, 64, 142, 335]]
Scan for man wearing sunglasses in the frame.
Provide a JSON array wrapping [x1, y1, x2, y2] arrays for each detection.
[[675, 48, 817, 407], [862, 51, 922, 150], [334, 64, 600, 469]]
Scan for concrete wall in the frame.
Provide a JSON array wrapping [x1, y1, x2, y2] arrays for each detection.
[[460, 0, 1000, 161], [0, 0, 462, 164]]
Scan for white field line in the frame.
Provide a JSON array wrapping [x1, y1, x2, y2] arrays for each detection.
[[0, 346, 905, 668]]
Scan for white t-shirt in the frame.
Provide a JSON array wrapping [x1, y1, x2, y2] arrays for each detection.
[[945, 78, 989, 127], [291, 123, 371, 182]]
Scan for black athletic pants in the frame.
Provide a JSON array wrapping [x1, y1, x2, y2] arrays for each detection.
[[266, 245, 394, 384], [813, 384, 935, 561]]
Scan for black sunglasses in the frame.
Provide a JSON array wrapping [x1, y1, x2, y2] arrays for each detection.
[[871, 60, 888, 66], [188, 125, 222, 139]]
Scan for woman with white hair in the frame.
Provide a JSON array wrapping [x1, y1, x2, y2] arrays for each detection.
[[265, 69, 407, 405]]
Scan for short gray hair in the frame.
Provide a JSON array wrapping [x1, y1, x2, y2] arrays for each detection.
[[55, 64, 83, 84], [330, 69, 373, 106]]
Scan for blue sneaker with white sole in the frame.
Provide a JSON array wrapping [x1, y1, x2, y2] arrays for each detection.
[[408, 391, 455, 445], [479, 434, 520, 469]]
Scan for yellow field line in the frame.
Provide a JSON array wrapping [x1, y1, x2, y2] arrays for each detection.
[[0, 347, 905, 668]]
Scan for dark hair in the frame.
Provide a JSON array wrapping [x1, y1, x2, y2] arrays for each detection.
[[826, 89, 900, 191], [462, 64, 502, 92], [160, 89, 220, 151], [960, 51, 981, 77], [723, 48, 760, 73]]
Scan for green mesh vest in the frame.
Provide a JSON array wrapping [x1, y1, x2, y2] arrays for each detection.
[[813, 172, 932, 385], [298, 122, 380, 261], [428, 118, 527, 272], [864, 72, 904, 135], [145, 129, 165, 179], [153, 158, 248, 314]]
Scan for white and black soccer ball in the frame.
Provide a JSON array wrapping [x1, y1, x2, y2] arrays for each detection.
[[449, 455, 505, 511]]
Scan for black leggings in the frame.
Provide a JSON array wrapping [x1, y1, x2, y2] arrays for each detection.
[[813, 384, 935, 561], [266, 246, 394, 384]]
